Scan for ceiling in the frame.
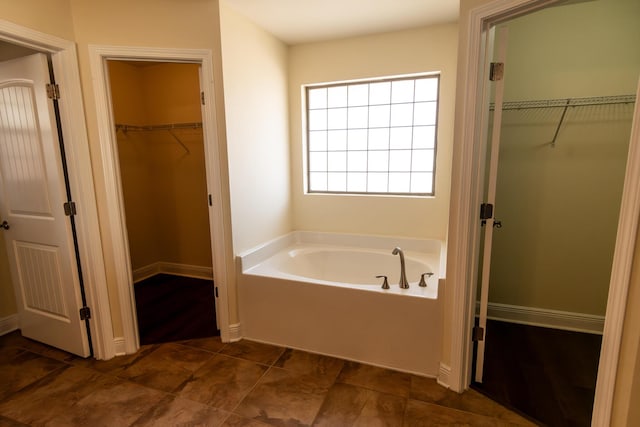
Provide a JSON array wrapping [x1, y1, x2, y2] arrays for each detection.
[[224, 0, 460, 45]]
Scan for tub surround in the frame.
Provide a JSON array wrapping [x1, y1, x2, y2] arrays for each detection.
[[237, 231, 446, 377]]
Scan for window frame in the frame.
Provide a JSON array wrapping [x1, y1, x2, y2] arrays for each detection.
[[304, 73, 440, 197]]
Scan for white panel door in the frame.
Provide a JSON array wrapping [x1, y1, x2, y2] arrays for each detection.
[[475, 27, 508, 383], [0, 53, 90, 357]]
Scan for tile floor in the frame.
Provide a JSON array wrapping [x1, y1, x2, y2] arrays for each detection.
[[0, 332, 537, 426]]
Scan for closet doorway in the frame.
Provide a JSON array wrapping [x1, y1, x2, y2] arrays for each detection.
[[472, 1, 639, 426], [107, 60, 218, 345]]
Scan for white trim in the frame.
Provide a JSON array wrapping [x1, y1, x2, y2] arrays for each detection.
[[593, 75, 640, 427], [0, 314, 19, 335], [437, 363, 451, 389], [476, 302, 605, 334], [0, 20, 113, 360], [228, 323, 242, 342], [113, 337, 126, 356], [449, 1, 638, 425], [132, 262, 214, 282], [88, 45, 232, 355]]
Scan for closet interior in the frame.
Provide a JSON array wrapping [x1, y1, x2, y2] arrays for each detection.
[[108, 60, 218, 344]]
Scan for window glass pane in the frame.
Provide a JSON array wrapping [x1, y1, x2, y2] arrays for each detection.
[[327, 130, 347, 150], [389, 172, 410, 193], [369, 105, 390, 128], [305, 75, 438, 195], [347, 172, 367, 192], [309, 109, 327, 131], [392, 80, 414, 103], [415, 78, 438, 102], [368, 128, 389, 150], [348, 129, 368, 150], [309, 131, 327, 151], [328, 151, 346, 172], [390, 103, 413, 127], [328, 172, 347, 191], [348, 106, 368, 128], [390, 127, 412, 149], [309, 152, 327, 172], [368, 151, 389, 172], [347, 151, 367, 172], [348, 84, 369, 106], [369, 82, 391, 105], [309, 172, 327, 191], [414, 102, 437, 126], [328, 86, 347, 108], [411, 149, 434, 172], [308, 88, 327, 109], [389, 150, 411, 171], [368, 173, 388, 192], [413, 126, 436, 149], [328, 108, 347, 130], [410, 172, 433, 193]]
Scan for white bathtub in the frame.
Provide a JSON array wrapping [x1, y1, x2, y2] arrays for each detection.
[[237, 231, 446, 377]]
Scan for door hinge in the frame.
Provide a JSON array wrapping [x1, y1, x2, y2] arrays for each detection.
[[46, 83, 60, 100], [208, 194, 213, 206], [489, 62, 504, 81], [480, 203, 494, 220], [215, 287, 219, 298], [473, 326, 485, 342], [79, 306, 91, 320], [63, 201, 77, 216], [201, 91, 205, 105]]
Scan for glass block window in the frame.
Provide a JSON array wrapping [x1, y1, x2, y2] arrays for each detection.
[[306, 74, 439, 196]]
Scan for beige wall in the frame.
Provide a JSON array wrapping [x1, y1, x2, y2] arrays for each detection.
[[487, 0, 640, 315], [219, 1, 292, 254], [109, 61, 212, 271], [288, 25, 458, 240], [0, 0, 75, 40]]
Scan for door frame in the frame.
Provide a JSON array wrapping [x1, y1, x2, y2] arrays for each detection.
[[446, 1, 640, 426], [88, 45, 232, 354], [0, 20, 112, 358]]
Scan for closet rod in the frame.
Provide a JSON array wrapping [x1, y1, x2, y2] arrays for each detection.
[[115, 122, 203, 154], [114, 122, 202, 132], [490, 94, 635, 111]]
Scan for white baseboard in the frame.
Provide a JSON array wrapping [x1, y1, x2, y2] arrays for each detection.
[[0, 314, 19, 336], [477, 302, 605, 334], [133, 262, 214, 283], [437, 363, 451, 389], [228, 323, 242, 342], [113, 337, 126, 356]]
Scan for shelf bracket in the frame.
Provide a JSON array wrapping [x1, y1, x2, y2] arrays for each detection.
[[550, 99, 571, 148]]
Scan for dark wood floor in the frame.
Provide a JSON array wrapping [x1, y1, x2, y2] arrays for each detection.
[[473, 319, 602, 427], [134, 274, 219, 345]]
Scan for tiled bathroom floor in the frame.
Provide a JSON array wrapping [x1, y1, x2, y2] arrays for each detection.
[[0, 332, 536, 426]]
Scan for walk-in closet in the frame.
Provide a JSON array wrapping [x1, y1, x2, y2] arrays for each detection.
[[108, 60, 218, 344], [472, 0, 639, 425]]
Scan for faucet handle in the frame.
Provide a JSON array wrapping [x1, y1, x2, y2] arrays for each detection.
[[376, 275, 390, 290], [418, 272, 434, 287]]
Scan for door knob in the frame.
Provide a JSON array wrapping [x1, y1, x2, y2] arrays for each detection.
[[0, 221, 9, 230]]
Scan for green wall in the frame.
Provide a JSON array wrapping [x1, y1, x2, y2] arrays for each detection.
[[488, 0, 640, 315]]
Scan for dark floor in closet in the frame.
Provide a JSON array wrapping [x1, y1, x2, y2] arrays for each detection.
[[134, 274, 219, 345], [472, 319, 602, 427]]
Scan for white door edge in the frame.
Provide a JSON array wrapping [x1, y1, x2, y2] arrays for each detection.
[[0, 19, 113, 359], [447, 1, 640, 426], [88, 45, 233, 354]]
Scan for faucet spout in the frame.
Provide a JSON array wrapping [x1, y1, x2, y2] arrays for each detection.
[[392, 247, 409, 289]]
